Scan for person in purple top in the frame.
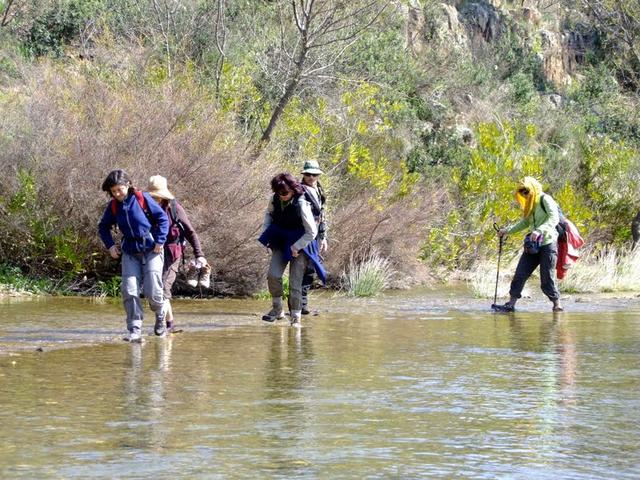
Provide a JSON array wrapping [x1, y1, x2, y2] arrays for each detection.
[[147, 174, 209, 333], [98, 169, 169, 342]]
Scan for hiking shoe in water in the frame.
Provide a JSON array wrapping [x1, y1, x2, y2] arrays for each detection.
[[154, 311, 167, 336], [262, 307, 285, 322], [290, 313, 302, 327], [166, 320, 174, 333], [301, 305, 310, 315], [199, 263, 212, 289], [186, 262, 200, 288], [491, 303, 515, 313], [124, 327, 142, 343]]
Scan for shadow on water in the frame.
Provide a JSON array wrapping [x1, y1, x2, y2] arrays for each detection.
[[1, 288, 640, 478]]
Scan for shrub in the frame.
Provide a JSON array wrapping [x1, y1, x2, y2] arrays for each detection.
[[341, 249, 394, 297]]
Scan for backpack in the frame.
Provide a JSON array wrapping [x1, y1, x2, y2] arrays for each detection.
[[541, 194, 570, 241], [110, 190, 153, 224], [167, 198, 186, 246]]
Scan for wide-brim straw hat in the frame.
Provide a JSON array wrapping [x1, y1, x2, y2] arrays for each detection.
[[147, 175, 174, 200], [301, 159, 323, 175]]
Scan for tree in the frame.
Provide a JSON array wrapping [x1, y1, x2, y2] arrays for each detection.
[[580, 0, 640, 89], [255, 0, 387, 153]]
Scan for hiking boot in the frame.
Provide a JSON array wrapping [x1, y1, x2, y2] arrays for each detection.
[[301, 306, 310, 315], [262, 307, 285, 322], [186, 261, 200, 288], [154, 311, 167, 336], [491, 303, 515, 312], [552, 303, 564, 312], [199, 263, 211, 289], [290, 310, 302, 327], [124, 327, 142, 343], [166, 320, 174, 333]]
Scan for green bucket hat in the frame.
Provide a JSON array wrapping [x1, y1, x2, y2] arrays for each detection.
[[301, 159, 323, 175]]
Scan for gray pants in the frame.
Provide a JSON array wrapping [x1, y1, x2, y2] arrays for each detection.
[[121, 250, 165, 331], [268, 249, 308, 311], [509, 242, 560, 301]]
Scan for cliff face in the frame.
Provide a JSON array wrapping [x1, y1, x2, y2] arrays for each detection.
[[407, 0, 598, 91]]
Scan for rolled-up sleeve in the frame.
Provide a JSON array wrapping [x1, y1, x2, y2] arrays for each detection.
[[293, 197, 318, 251]]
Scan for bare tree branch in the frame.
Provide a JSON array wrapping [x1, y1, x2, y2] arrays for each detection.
[[254, 0, 386, 154], [1, 0, 15, 27]]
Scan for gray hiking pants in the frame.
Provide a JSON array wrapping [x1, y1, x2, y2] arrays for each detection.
[[121, 250, 165, 331], [268, 249, 308, 312], [509, 242, 560, 301]]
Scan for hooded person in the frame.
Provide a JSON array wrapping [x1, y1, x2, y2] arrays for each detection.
[[147, 175, 209, 333], [495, 176, 564, 312]]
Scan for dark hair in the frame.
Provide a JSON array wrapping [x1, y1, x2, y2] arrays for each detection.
[[271, 172, 303, 196], [101, 169, 132, 196]]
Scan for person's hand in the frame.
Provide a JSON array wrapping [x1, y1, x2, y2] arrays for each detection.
[[153, 243, 163, 254], [530, 230, 541, 241], [196, 256, 208, 267], [498, 228, 508, 238], [320, 238, 328, 253], [108, 245, 121, 259], [291, 246, 299, 258]]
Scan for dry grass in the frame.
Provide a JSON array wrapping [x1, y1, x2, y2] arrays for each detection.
[[340, 249, 395, 297], [560, 246, 640, 293]]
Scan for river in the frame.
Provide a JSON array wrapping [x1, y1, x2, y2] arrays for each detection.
[[0, 288, 639, 478]]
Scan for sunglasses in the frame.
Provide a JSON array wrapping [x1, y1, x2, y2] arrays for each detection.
[[303, 173, 319, 177], [277, 190, 292, 197], [518, 188, 530, 195]]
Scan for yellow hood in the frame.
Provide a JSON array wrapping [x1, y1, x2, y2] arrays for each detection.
[[515, 177, 543, 217]]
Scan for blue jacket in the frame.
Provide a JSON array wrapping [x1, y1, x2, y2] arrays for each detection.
[[98, 191, 169, 255], [259, 223, 326, 285]]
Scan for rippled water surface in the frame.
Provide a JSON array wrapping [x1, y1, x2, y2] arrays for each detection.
[[1, 289, 639, 478]]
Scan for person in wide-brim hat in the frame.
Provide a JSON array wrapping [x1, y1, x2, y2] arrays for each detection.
[[300, 159, 324, 176], [147, 175, 175, 200]]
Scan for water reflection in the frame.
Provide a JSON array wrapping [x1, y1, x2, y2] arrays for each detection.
[[1, 295, 640, 478], [259, 327, 315, 475], [506, 316, 578, 404], [121, 338, 174, 452]]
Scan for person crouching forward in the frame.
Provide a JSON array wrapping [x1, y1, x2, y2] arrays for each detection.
[[496, 177, 563, 312], [259, 173, 324, 327], [98, 169, 169, 342]]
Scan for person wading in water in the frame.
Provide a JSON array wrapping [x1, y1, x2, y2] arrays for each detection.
[[98, 169, 169, 342], [299, 160, 328, 315], [495, 176, 564, 312], [259, 173, 325, 327], [147, 175, 209, 333]]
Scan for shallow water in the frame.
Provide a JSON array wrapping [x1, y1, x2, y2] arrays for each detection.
[[1, 289, 639, 478]]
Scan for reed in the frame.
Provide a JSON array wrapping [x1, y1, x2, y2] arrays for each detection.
[[341, 250, 394, 297], [561, 246, 640, 293]]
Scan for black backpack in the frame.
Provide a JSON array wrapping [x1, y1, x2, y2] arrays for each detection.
[[541, 194, 568, 241]]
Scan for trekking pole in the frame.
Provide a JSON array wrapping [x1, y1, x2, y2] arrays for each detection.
[[491, 223, 504, 309]]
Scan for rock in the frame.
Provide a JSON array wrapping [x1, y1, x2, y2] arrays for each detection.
[[405, 1, 469, 55], [539, 29, 572, 89], [460, 1, 505, 44], [454, 125, 475, 144], [522, 7, 541, 27], [545, 94, 563, 108]]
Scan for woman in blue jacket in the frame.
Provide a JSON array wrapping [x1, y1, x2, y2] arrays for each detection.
[[98, 169, 169, 342]]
